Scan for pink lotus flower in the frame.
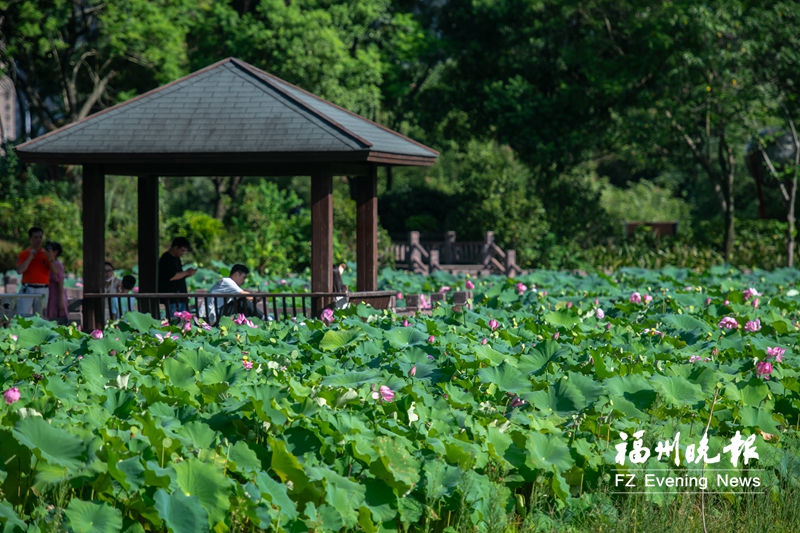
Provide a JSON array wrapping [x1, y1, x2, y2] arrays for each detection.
[[744, 288, 759, 301], [481, 338, 488, 345], [595, 308, 605, 319], [718, 317, 738, 329], [766, 346, 786, 362], [419, 294, 431, 309], [3, 387, 20, 405], [133, 286, 139, 293], [566, 301, 573, 309], [403, 319, 410, 327], [183, 321, 192, 332], [11, 335, 17, 342], [724, 300, 730, 306], [409, 366, 417, 377], [643, 294, 653, 304], [173, 310, 192, 322], [428, 335, 435, 343], [76, 282, 84, 288], [439, 286, 451, 293], [744, 319, 761, 333], [605, 323, 612, 331], [684, 286, 693, 291], [689, 355, 702, 363], [756, 361, 773, 379], [540, 290, 548, 297], [594, 298, 599, 305], [110, 350, 117, 357], [705, 297, 712, 306], [465, 280, 475, 290], [427, 354, 435, 360], [201, 323, 211, 331], [712, 348, 719, 356], [553, 331, 560, 340], [161, 319, 169, 327], [396, 293, 403, 300], [489, 319, 500, 330], [630, 292, 642, 304], [372, 385, 395, 403], [91, 330, 103, 340], [321, 308, 334, 323], [752, 298, 759, 309], [516, 283, 527, 293], [243, 360, 253, 370]]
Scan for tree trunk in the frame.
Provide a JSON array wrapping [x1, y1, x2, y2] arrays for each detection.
[[723, 202, 735, 263], [788, 176, 796, 267]]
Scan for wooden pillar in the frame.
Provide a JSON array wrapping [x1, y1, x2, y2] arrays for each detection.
[[82, 165, 105, 330], [138, 175, 159, 317], [311, 170, 333, 316], [356, 165, 378, 291]]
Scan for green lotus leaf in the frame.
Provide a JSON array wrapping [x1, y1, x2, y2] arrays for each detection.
[[320, 369, 381, 388], [649, 374, 705, 407], [178, 421, 217, 449], [739, 406, 780, 434], [0, 499, 27, 532], [473, 345, 507, 366], [65, 500, 123, 533], [269, 437, 310, 493], [362, 477, 398, 523], [525, 379, 587, 416], [255, 472, 298, 521], [12, 417, 85, 471], [163, 359, 197, 389], [153, 489, 209, 533], [736, 377, 770, 407], [525, 432, 574, 473], [384, 328, 429, 349], [604, 375, 656, 419], [15, 327, 58, 348], [228, 441, 262, 475], [173, 458, 232, 527], [320, 329, 362, 351], [544, 310, 580, 328], [478, 363, 532, 393], [123, 311, 162, 332], [372, 436, 421, 492]]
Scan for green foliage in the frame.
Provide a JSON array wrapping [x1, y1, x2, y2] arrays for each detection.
[[601, 180, 692, 228], [225, 182, 311, 276], [164, 211, 225, 263], [1, 268, 799, 531], [0, 195, 82, 272]]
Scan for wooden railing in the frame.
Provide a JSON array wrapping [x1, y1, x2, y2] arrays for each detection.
[[392, 231, 520, 276], [81, 291, 396, 324]]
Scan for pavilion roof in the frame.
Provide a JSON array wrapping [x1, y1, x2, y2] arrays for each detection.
[[15, 58, 437, 167]]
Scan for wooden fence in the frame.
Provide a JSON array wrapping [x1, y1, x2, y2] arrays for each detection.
[[391, 231, 520, 277]]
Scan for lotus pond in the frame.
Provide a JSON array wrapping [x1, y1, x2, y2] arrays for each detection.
[[1, 267, 800, 532]]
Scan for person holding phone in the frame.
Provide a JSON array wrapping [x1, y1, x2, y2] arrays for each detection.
[[158, 237, 196, 317], [15, 227, 50, 316]]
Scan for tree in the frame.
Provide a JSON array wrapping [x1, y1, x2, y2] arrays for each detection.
[[743, 2, 800, 265], [0, 0, 198, 135]]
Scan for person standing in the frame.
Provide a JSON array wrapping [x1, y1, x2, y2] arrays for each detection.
[[44, 242, 68, 323], [104, 262, 122, 320], [158, 237, 196, 316], [15, 227, 50, 316]]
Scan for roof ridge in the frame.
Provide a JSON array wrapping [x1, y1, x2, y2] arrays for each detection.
[[16, 58, 235, 152], [229, 60, 372, 150], [230, 59, 438, 157]]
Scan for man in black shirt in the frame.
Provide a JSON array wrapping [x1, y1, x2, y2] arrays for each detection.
[[158, 237, 196, 316]]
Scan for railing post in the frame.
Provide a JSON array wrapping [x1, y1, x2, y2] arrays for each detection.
[[505, 249, 520, 278], [444, 231, 456, 264], [429, 249, 441, 273], [409, 231, 426, 274], [482, 231, 495, 270]]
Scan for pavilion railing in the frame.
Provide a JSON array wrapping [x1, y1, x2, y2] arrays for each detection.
[[82, 291, 396, 324]]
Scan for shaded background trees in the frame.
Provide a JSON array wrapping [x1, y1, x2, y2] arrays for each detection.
[[1, 0, 799, 274]]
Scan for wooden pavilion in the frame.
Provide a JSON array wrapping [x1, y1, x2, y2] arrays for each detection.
[[14, 58, 438, 328]]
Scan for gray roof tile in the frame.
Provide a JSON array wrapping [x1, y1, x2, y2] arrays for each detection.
[[17, 59, 437, 162]]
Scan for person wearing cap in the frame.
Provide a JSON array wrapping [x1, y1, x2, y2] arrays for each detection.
[[158, 237, 196, 316], [15, 227, 50, 316]]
